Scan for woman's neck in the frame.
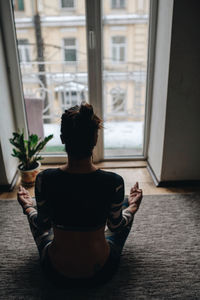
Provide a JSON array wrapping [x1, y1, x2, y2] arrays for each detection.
[[60, 156, 97, 174]]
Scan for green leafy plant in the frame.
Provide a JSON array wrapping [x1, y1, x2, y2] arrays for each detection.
[[9, 131, 53, 170]]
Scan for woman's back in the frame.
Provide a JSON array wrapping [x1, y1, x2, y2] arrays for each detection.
[[36, 167, 124, 278]]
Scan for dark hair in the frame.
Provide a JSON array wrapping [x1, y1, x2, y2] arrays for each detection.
[[61, 102, 102, 159]]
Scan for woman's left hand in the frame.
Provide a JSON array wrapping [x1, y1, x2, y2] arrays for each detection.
[[128, 182, 143, 214], [17, 185, 33, 209]]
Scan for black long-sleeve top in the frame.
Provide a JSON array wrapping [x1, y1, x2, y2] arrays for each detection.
[[28, 168, 133, 232]]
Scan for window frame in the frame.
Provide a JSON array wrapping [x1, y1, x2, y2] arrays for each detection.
[[17, 39, 31, 63], [63, 37, 77, 64], [13, 0, 24, 11], [111, 35, 126, 63], [60, 0, 76, 10], [111, 0, 126, 10]]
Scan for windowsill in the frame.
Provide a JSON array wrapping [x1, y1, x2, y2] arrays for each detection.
[[111, 61, 126, 65], [64, 61, 77, 65], [95, 160, 146, 169], [111, 8, 126, 10], [60, 8, 76, 11], [41, 155, 147, 168]]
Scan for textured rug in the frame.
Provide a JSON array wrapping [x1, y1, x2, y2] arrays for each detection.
[[0, 194, 200, 300]]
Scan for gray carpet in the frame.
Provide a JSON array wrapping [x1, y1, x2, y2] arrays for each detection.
[[0, 194, 200, 300]]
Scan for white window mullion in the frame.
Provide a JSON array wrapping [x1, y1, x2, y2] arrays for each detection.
[[143, 0, 158, 158], [85, 0, 103, 162]]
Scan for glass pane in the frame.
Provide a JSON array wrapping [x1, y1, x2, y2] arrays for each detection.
[[13, 0, 88, 154], [103, 0, 150, 157], [112, 36, 125, 44], [65, 49, 76, 61], [119, 47, 125, 61], [64, 38, 76, 46], [25, 48, 30, 62], [14, 0, 25, 11], [111, 0, 117, 9], [61, 0, 74, 8], [112, 47, 117, 61], [18, 39, 28, 45], [120, 0, 126, 8], [18, 0, 24, 10], [112, 0, 125, 9]]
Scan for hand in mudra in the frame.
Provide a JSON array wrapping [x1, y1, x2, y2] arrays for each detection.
[[17, 185, 33, 210], [128, 182, 143, 214]]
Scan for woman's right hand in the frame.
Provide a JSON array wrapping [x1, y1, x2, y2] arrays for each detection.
[[128, 182, 143, 214], [17, 185, 33, 209]]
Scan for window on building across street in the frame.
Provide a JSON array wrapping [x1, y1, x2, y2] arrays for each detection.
[[111, 36, 126, 62], [17, 39, 30, 62], [13, 0, 24, 11], [60, 89, 86, 111], [61, 91, 78, 109], [111, 89, 126, 114], [63, 38, 77, 62], [111, 0, 126, 9], [61, 0, 75, 9]]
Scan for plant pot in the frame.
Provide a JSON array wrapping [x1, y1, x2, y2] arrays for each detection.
[[18, 161, 41, 187]]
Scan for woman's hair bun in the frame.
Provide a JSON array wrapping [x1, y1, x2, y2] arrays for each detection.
[[79, 102, 94, 120]]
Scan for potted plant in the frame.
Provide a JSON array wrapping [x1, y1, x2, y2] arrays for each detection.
[[9, 131, 53, 187]]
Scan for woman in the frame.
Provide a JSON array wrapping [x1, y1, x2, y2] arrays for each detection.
[[17, 103, 142, 287]]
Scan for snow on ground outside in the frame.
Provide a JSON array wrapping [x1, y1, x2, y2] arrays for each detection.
[[44, 121, 144, 149]]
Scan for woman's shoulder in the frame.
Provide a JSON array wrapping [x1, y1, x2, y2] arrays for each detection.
[[36, 168, 61, 180], [97, 169, 124, 184]]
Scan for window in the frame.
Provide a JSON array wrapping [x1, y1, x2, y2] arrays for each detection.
[[57, 82, 87, 111], [63, 38, 77, 62], [9, 0, 151, 160], [17, 39, 30, 62], [13, 0, 24, 11], [111, 0, 126, 9], [61, 90, 85, 112], [111, 36, 126, 62], [61, 91, 78, 109], [111, 89, 126, 114], [61, 0, 75, 9]]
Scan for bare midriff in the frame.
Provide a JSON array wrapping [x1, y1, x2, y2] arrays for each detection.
[[47, 226, 110, 278]]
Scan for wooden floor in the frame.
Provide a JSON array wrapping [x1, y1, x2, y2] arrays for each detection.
[[0, 163, 199, 200]]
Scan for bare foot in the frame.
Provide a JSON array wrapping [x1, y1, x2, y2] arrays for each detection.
[[17, 185, 34, 209], [128, 182, 143, 214]]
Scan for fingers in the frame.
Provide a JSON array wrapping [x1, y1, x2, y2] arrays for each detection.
[[18, 185, 29, 195], [130, 188, 142, 195], [130, 182, 139, 193], [128, 192, 143, 209], [133, 182, 139, 189], [18, 185, 23, 194], [129, 186, 143, 204]]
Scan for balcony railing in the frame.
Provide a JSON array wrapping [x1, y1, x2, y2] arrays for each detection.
[[21, 60, 146, 123]]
